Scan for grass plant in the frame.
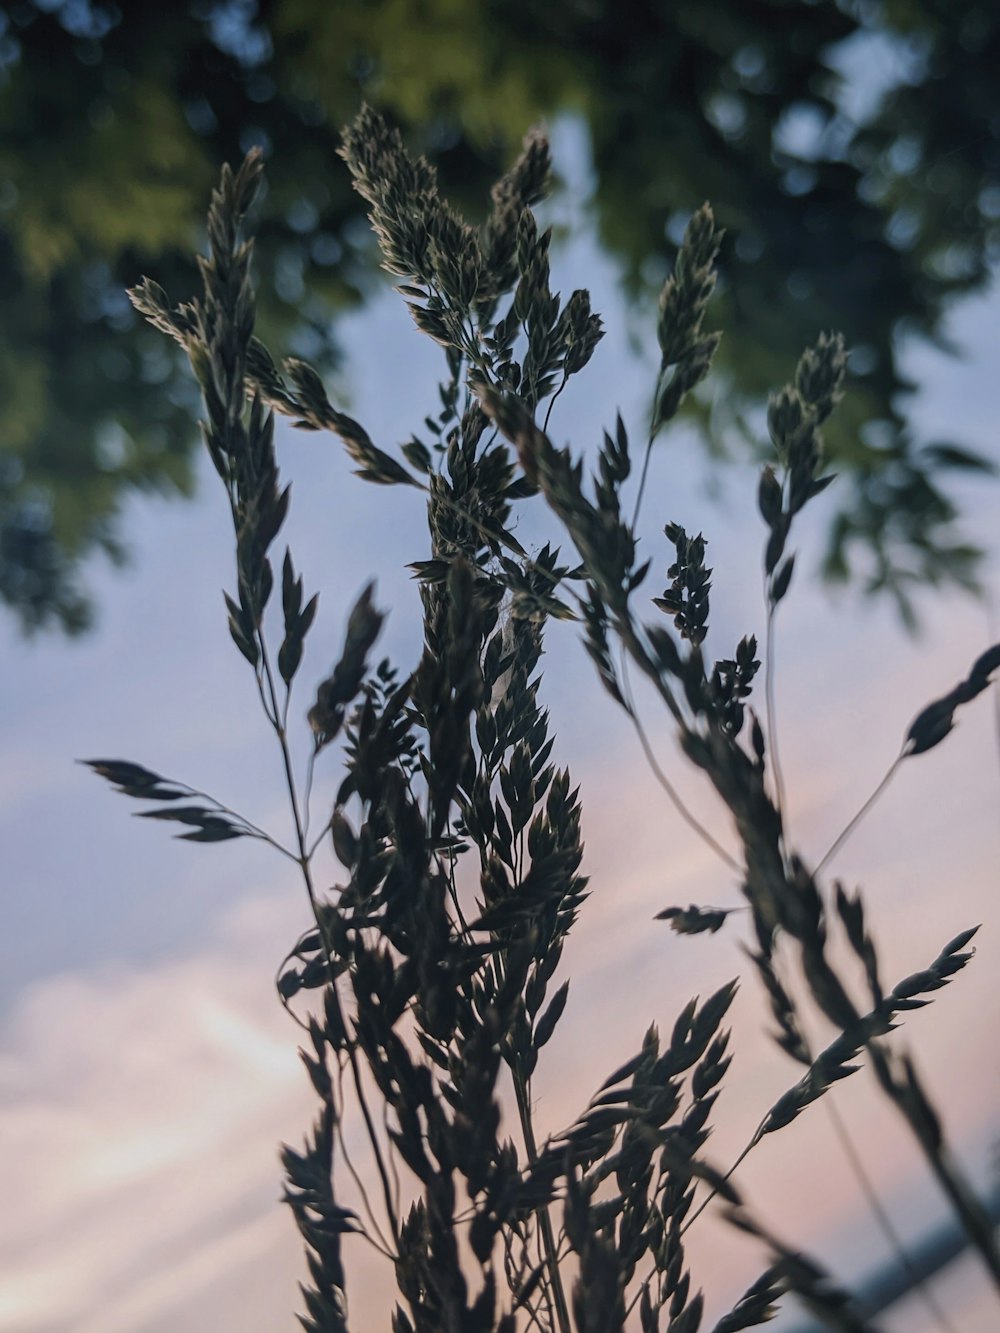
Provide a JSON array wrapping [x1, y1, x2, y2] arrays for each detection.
[[87, 107, 1000, 1331]]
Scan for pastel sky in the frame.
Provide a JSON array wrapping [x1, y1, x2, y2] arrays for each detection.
[[1, 117, 998, 1332]]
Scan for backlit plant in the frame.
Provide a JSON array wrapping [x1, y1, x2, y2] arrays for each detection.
[[87, 106, 1000, 1331]]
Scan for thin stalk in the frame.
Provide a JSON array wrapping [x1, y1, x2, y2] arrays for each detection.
[[513, 1071, 573, 1333], [824, 1098, 958, 1333], [331, 1060, 395, 1258], [816, 752, 903, 874], [629, 431, 656, 533], [868, 1044, 1000, 1294], [253, 658, 280, 728], [442, 807, 471, 934], [301, 746, 317, 841], [160, 775, 297, 861], [344, 1044, 402, 1250], [542, 372, 569, 435], [259, 634, 402, 1251], [333, 1120, 395, 1260], [986, 594, 1000, 791], [763, 600, 787, 841], [307, 813, 334, 861], [681, 1124, 763, 1237], [382, 1098, 403, 1222], [620, 651, 742, 872]]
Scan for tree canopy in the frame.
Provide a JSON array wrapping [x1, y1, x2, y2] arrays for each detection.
[[2, 0, 997, 632]]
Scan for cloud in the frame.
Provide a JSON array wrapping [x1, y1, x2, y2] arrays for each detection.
[[1, 654, 997, 1332], [0, 892, 316, 1332]]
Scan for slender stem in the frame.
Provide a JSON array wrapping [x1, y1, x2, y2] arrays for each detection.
[[868, 1043, 1000, 1294], [763, 600, 787, 843], [260, 644, 307, 856], [275, 990, 310, 1033], [258, 634, 402, 1250], [166, 777, 297, 861], [346, 1040, 401, 1249], [986, 594, 1000, 790], [253, 661, 280, 729], [680, 1123, 764, 1237], [824, 1098, 958, 1333], [382, 1098, 402, 1222], [630, 432, 656, 533], [333, 1061, 395, 1258], [624, 1124, 764, 1322], [443, 814, 471, 934], [301, 746, 317, 842], [816, 753, 903, 874], [620, 651, 742, 872], [513, 1072, 573, 1333], [307, 815, 333, 861], [542, 372, 568, 435]]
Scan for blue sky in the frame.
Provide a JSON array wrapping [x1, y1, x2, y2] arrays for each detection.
[[1, 115, 999, 1331]]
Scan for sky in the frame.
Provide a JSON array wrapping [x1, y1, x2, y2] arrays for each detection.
[[1, 115, 999, 1332]]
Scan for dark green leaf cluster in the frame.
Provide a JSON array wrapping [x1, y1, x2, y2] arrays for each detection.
[[281, 551, 320, 687], [709, 1267, 785, 1333], [10, 2, 1000, 639], [336, 104, 605, 431], [511, 211, 604, 410]]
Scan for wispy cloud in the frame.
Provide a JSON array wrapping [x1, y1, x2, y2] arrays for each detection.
[[0, 894, 314, 1331], [2, 698, 996, 1331]]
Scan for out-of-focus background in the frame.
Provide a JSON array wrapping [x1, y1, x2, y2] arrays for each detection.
[[1, 2, 998, 1329]]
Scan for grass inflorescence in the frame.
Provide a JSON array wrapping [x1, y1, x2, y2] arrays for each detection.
[[88, 105, 1000, 1332]]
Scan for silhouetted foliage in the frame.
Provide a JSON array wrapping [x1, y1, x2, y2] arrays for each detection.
[[88, 107, 1000, 1329]]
